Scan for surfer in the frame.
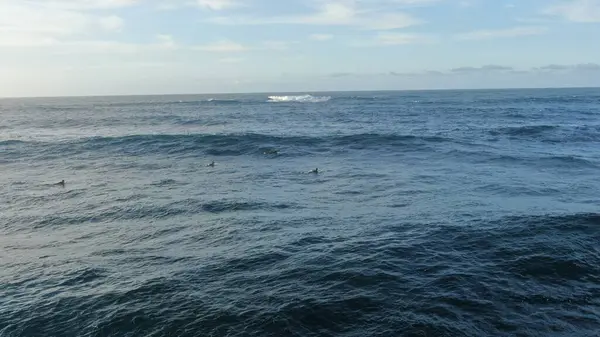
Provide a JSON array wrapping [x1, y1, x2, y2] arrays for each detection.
[[264, 149, 279, 155], [56, 180, 65, 187], [309, 168, 318, 174], [207, 161, 215, 167]]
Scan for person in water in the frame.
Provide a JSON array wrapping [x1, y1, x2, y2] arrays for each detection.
[[310, 168, 318, 174], [56, 180, 65, 187], [207, 161, 215, 167]]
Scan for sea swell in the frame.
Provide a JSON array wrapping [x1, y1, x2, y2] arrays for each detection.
[[1, 133, 453, 159], [1, 213, 599, 336], [488, 124, 600, 142], [3, 198, 296, 233]]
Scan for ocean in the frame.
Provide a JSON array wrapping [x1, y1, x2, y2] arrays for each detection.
[[1, 88, 599, 337]]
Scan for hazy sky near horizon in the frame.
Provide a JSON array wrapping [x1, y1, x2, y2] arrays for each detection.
[[0, 0, 599, 96]]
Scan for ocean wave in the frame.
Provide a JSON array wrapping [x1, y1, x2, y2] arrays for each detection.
[[450, 149, 599, 169], [2, 133, 452, 160], [488, 124, 600, 142], [489, 125, 558, 137], [10, 199, 296, 231], [3, 213, 599, 336], [476, 95, 600, 105], [202, 98, 242, 104], [0, 139, 28, 146], [267, 95, 331, 103], [100, 98, 244, 107]]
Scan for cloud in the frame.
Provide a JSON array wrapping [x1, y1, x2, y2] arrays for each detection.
[[575, 63, 600, 70], [219, 57, 244, 63], [455, 26, 548, 40], [0, 2, 90, 36], [329, 72, 355, 77], [447, 63, 600, 75], [374, 32, 434, 45], [207, 1, 423, 30], [480, 64, 514, 71], [26, 0, 141, 10], [0, 0, 136, 48], [535, 63, 600, 71], [538, 64, 571, 71], [545, 0, 600, 22], [310, 34, 334, 41], [451, 65, 514, 73], [195, 0, 239, 10], [193, 40, 248, 52], [99, 15, 124, 32], [0, 34, 179, 53], [332, 63, 599, 79], [156, 34, 177, 49]]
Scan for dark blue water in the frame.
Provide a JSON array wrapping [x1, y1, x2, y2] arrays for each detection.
[[1, 88, 599, 337]]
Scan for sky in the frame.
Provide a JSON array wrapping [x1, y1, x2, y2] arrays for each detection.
[[0, 0, 599, 97]]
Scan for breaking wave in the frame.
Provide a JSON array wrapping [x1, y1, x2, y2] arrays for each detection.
[[267, 95, 331, 103]]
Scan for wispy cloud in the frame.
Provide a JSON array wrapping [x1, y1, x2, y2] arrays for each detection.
[[545, 0, 600, 22], [193, 40, 248, 52], [535, 63, 600, 71], [261, 40, 298, 51], [31, 0, 141, 10], [207, 1, 423, 30], [195, 0, 240, 11], [156, 34, 177, 49], [309, 34, 334, 41], [451, 65, 514, 73], [219, 57, 244, 63], [328, 63, 600, 78], [0, 0, 136, 48], [374, 32, 435, 45], [455, 26, 548, 40], [98, 15, 124, 32]]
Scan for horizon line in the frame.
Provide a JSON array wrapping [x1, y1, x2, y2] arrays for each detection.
[[1, 86, 598, 100]]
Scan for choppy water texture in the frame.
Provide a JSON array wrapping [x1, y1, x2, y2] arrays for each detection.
[[1, 89, 600, 337]]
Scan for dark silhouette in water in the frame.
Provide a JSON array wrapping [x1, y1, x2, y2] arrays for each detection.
[[56, 180, 65, 187], [309, 168, 318, 174], [207, 161, 215, 167], [264, 149, 279, 155]]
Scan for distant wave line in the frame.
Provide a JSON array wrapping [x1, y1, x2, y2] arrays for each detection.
[[267, 95, 331, 103]]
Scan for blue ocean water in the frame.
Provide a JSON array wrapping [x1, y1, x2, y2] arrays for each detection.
[[1, 88, 599, 336]]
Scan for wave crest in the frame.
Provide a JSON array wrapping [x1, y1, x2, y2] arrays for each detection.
[[267, 95, 331, 103]]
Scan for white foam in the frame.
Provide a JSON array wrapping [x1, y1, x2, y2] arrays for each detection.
[[267, 95, 331, 103]]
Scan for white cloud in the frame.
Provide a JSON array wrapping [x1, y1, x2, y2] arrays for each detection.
[[309, 34, 334, 41], [0, 2, 90, 36], [545, 0, 600, 22], [193, 40, 248, 52], [99, 15, 125, 32], [0, 34, 58, 48], [374, 32, 434, 45], [37, 0, 140, 10], [195, 0, 239, 10], [456, 26, 548, 40], [261, 40, 299, 50], [156, 34, 177, 49], [219, 57, 244, 63], [0, 1, 135, 48], [208, 1, 422, 30], [0, 34, 179, 53], [350, 32, 434, 47]]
